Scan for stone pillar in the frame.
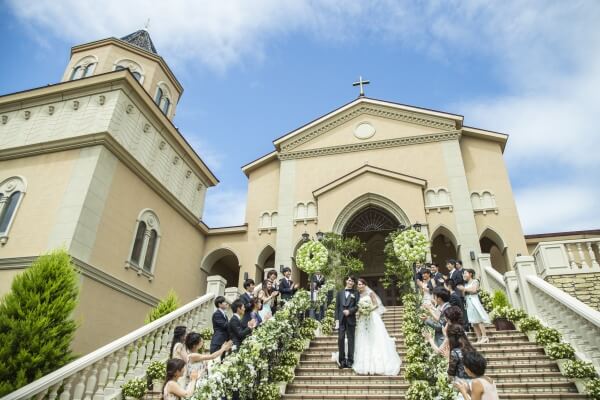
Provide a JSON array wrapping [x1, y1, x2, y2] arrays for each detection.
[[421, 224, 433, 263], [224, 287, 241, 305], [513, 256, 538, 315], [275, 159, 296, 272], [206, 275, 227, 309], [504, 271, 522, 309], [476, 254, 492, 292]]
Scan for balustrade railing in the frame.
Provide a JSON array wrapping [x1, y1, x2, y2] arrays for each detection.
[[532, 238, 600, 278], [2, 293, 215, 400], [483, 264, 506, 293]]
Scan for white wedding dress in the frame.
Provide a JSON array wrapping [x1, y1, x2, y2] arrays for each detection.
[[353, 292, 402, 375]]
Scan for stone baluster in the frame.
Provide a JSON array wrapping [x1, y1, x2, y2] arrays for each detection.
[[576, 243, 589, 269], [143, 334, 155, 368], [48, 381, 63, 400], [72, 368, 88, 400], [93, 357, 111, 400], [124, 341, 139, 380], [59, 376, 75, 400], [158, 324, 172, 360], [133, 338, 148, 377], [83, 364, 98, 400], [103, 352, 121, 396], [114, 347, 130, 388], [587, 242, 600, 269], [565, 244, 578, 269], [35, 390, 47, 400]]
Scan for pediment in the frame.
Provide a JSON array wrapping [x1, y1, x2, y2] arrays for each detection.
[[274, 97, 463, 157], [313, 164, 426, 198]]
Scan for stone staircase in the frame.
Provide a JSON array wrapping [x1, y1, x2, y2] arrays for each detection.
[[283, 306, 589, 399]]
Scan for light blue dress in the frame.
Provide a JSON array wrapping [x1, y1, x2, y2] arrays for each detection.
[[465, 279, 490, 324]]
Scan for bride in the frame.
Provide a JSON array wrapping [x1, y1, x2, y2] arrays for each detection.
[[352, 278, 401, 375]]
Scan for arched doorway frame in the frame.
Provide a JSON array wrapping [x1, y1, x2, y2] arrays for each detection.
[[201, 247, 241, 288], [430, 224, 460, 272], [257, 244, 276, 281], [332, 193, 411, 234], [479, 226, 509, 273]]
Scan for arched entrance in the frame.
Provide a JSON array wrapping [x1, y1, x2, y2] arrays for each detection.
[[257, 245, 275, 282], [430, 225, 459, 274], [202, 248, 241, 288], [479, 228, 509, 274], [342, 206, 400, 306]]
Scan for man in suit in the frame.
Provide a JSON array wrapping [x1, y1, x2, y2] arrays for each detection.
[[450, 260, 465, 288], [240, 279, 255, 310], [312, 270, 326, 320], [228, 299, 256, 350], [430, 263, 445, 287], [267, 269, 280, 314], [210, 296, 230, 359], [422, 287, 451, 346], [279, 267, 298, 303], [335, 276, 359, 369]]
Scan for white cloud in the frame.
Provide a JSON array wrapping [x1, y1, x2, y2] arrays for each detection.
[[202, 188, 246, 227], [185, 134, 224, 172]]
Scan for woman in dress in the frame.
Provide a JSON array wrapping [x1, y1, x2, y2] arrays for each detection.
[[462, 269, 490, 344], [248, 297, 264, 327], [257, 279, 278, 320], [352, 278, 401, 375], [420, 269, 434, 307], [183, 332, 232, 385], [454, 351, 499, 400], [170, 326, 188, 360], [447, 324, 475, 383], [163, 358, 198, 400]]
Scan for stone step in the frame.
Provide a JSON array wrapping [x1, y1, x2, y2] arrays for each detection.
[[309, 339, 533, 351], [282, 394, 589, 400]]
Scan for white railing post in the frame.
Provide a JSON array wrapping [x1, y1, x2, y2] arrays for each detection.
[[513, 256, 539, 315], [224, 287, 241, 305], [476, 254, 492, 292], [503, 271, 522, 309]]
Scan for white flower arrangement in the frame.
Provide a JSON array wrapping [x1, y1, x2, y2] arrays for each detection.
[[357, 301, 376, 320], [296, 240, 328, 274], [392, 228, 429, 265]]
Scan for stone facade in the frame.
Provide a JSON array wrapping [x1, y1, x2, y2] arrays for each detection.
[[545, 273, 600, 310]]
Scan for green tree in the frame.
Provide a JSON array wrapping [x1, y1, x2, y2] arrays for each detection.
[[145, 290, 179, 323], [0, 249, 79, 396], [320, 232, 366, 288], [382, 230, 414, 303]]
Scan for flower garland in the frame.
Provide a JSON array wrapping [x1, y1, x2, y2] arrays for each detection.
[[296, 240, 328, 274], [392, 228, 429, 264]]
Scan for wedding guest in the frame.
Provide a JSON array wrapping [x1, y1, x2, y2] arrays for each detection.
[[210, 296, 230, 361], [240, 279, 255, 309], [431, 263, 445, 287], [422, 287, 451, 346], [279, 267, 298, 303], [454, 351, 499, 400], [445, 279, 467, 324], [267, 270, 280, 314], [163, 359, 198, 400], [170, 326, 188, 360], [312, 270, 326, 320], [244, 297, 264, 327], [424, 306, 464, 358], [257, 279, 278, 320], [185, 332, 232, 363], [447, 324, 475, 383], [228, 299, 256, 350], [462, 269, 490, 344], [415, 262, 428, 291], [420, 269, 434, 306]]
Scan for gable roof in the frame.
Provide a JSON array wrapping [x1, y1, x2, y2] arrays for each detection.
[[120, 29, 158, 54]]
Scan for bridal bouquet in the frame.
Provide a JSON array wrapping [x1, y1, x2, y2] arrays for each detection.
[[358, 301, 376, 319]]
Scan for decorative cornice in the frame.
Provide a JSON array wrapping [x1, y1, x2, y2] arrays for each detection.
[[0, 256, 159, 306], [280, 131, 460, 161], [280, 104, 458, 153]]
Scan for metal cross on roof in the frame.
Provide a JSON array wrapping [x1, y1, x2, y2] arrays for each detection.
[[352, 76, 370, 97]]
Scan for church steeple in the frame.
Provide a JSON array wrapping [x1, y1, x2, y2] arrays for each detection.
[[120, 29, 158, 55]]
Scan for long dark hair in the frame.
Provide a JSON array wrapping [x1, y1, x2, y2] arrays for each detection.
[[447, 324, 474, 353], [163, 359, 186, 396], [261, 279, 272, 296], [185, 332, 202, 352], [169, 326, 187, 358]]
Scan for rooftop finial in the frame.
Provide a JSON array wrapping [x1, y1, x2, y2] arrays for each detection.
[[144, 18, 150, 31], [352, 76, 370, 97]]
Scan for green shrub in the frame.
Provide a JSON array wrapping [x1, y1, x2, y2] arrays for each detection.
[[506, 307, 527, 322], [199, 327, 213, 341], [563, 360, 597, 379], [145, 290, 179, 323], [535, 327, 562, 346], [406, 380, 434, 400], [121, 377, 147, 399], [279, 352, 299, 367], [518, 316, 542, 332], [0, 250, 79, 396], [270, 365, 295, 383], [146, 360, 165, 380], [404, 362, 428, 381], [586, 378, 600, 399], [478, 290, 493, 312], [491, 290, 509, 309], [287, 338, 305, 352], [255, 382, 281, 400], [545, 343, 576, 360]]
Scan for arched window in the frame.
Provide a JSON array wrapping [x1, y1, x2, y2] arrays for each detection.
[[114, 59, 144, 83], [132, 71, 142, 81], [155, 83, 172, 116], [69, 55, 98, 80], [115, 65, 126, 71], [83, 63, 96, 77], [70, 66, 82, 81], [0, 177, 27, 244], [155, 88, 163, 105], [160, 97, 170, 114], [127, 209, 161, 276]]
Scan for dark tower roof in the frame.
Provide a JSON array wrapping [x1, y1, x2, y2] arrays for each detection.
[[120, 29, 158, 54]]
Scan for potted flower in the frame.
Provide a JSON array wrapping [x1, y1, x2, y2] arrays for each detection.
[[545, 342, 576, 374], [489, 306, 516, 331], [121, 377, 147, 400], [270, 365, 295, 395], [478, 289, 493, 313], [199, 327, 213, 350], [563, 360, 598, 393], [517, 316, 542, 341], [406, 380, 434, 400], [256, 382, 281, 399], [506, 307, 527, 323], [146, 360, 166, 392], [586, 378, 600, 400], [535, 327, 562, 347]]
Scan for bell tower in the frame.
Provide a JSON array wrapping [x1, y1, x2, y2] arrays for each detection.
[[61, 29, 183, 119]]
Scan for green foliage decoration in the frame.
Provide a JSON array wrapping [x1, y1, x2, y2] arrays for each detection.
[[121, 377, 147, 399], [145, 289, 179, 324], [146, 360, 166, 380], [518, 316, 543, 332], [491, 290, 509, 309], [199, 327, 213, 341], [535, 327, 562, 347], [381, 230, 414, 302], [545, 342, 576, 360], [563, 360, 597, 379], [255, 382, 281, 400], [586, 378, 600, 399], [406, 380, 434, 400], [0, 250, 79, 396], [478, 289, 493, 312], [320, 233, 366, 289]]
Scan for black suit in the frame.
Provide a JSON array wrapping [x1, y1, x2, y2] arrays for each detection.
[[432, 272, 445, 287], [240, 292, 253, 310], [336, 289, 359, 365], [210, 309, 230, 354], [279, 278, 296, 301], [312, 275, 326, 320], [450, 268, 465, 287], [228, 314, 252, 349]]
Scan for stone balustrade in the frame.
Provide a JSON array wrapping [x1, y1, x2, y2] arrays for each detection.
[[3, 293, 215, 400], [532, 238, 600, 278], [479, 253, 507, 294]]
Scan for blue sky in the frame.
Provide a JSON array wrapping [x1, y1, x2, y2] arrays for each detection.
[[1, 1, 599, 233]]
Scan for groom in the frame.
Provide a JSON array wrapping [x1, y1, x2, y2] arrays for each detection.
[[336, 276, 359, 369]]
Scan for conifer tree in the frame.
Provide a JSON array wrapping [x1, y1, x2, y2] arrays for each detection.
[[0, 249, 79, 396], [145, 290, 179, 323]]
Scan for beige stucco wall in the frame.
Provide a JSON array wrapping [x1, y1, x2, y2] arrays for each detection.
[[0, 150, 79, 257], [460, 136, 528, 264], [89, 157, 207, 302]]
